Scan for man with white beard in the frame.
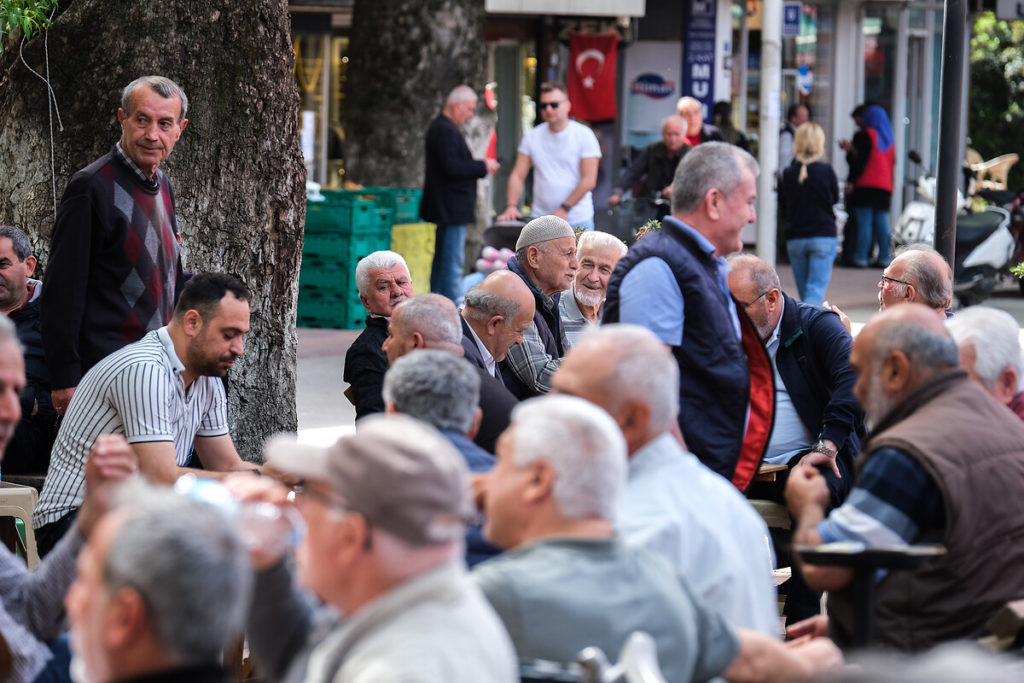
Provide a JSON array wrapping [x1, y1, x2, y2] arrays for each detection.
[[558, 232, 626, 347], [785, 303, 1024, 652]]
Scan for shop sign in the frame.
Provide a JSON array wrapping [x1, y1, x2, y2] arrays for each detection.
[[682, 0, 716, 118]]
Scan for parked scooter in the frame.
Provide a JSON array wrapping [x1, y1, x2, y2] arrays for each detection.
[[893, 151, 1014, 307]]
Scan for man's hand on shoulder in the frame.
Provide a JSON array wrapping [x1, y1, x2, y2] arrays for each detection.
[[52, 386, 76, 415]]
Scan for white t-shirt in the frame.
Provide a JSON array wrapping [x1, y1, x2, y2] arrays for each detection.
[[518, 120, 601, 225]]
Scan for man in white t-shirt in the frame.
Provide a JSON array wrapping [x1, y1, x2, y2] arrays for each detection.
[[497, 82, 602, 230]]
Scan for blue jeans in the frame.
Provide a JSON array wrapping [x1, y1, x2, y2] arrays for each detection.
[[853, 206, 891, 266], [430, 223, 467, 302], [787, 236, 837, 306]]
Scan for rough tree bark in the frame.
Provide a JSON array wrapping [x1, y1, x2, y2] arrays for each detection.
[[345, 0, 488, 189], [0, 0, 305, 461]]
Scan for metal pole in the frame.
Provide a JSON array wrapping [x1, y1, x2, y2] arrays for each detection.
[[757, 0, 782, 266], [934, 0, 967, 264]]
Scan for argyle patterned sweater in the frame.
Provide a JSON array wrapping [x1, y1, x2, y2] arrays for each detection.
[[41, 147, 184, 389]]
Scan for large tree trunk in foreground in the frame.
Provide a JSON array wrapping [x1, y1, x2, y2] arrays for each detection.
[[0, 0, 305, 461], [345, 0, 487, 188]]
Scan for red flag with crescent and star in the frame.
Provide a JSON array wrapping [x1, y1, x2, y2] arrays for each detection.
[[568, 32, 618, 121]]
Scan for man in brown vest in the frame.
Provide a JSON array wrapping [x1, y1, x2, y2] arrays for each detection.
[[786, 303, 1024, 651]]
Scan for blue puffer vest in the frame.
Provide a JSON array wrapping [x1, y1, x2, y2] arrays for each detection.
[[603, 219, 753, 482]]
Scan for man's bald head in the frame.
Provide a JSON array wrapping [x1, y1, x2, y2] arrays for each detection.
[[879, 246, 953, 315], [462, 271, 536, 362]]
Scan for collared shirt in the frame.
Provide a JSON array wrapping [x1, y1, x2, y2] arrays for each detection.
[[114, 141, 157, 186], [763, 298, 814, 464], [619, 218, 740, 345], [617, 433, 780, 635], [557, 289, 593, 349], [35, 328, 229, 527], [465, 321, 497, 378]]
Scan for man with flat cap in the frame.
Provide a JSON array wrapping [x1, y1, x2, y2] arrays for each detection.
[[500, 215, 578, 399], [239, 415, 517, 682]]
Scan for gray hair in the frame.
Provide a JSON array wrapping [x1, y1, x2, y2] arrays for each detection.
[[582, 324, 679, 434], [394, 294, 461, 345], [463, 287, 520, 323], [509, 395, 628, 521], [874, 320, 959, 372], [661, 114, 688, 137], [894, 244, 953, 311], [671, 141, 760, 215], [355, 250, 409, 297], [103, 485, 252, 666], [946, 306, 1022, 389], [122, 76, 189, 122], [0, 226, 33, 261], [726, 253, 780, 293], [577, 231, 627, 261], [382, 350, 480, 433], [446, 85, 477, 106]]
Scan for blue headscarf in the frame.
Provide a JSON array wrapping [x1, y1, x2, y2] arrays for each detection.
[[862, 105, 894, 153]]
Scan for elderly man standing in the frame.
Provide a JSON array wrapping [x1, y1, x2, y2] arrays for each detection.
[[787, 304, 1024, 651], [421, 85, 500, 301], [0, 225, 57, 474], [552, 325, 779, 635], [384, 293, 517, 453], [608, 115, 690, 210], [66, 486, 252, 683], [878, 244, 953, 317], [558, 231, 626, 347], [242, 415, 518, 682], [496, 82, 601, 230], [947, 306, 1024, 421], [34, 273, 260, 556], [343, 251, 413, 420], [0, 314, 136, 682], [475, 395, 842, 681], [500, 215, 578, 399], [42, 76, 189, 416], [604, 142, 772, 490]]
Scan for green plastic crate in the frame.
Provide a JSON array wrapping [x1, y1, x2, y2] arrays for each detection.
[[359, 187, 422, 224], [306, 195, 392, 235], [297, 290, 366, 329]]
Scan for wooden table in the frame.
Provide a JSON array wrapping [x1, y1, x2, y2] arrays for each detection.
[[754, 462, 789, 482]]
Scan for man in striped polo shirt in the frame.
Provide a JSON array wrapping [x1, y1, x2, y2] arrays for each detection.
[[34, 272, 260, 555]]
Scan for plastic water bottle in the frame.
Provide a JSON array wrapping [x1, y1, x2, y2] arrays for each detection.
[[173, 474, 306, 557]]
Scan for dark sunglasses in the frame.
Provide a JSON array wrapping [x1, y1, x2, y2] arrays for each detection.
[[538, 101, 563, 110]]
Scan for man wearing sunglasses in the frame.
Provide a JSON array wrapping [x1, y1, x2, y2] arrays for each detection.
[[497, 82, 601, 230]]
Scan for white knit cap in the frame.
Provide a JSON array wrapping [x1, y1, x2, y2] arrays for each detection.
[[515, 215, 575, 251]]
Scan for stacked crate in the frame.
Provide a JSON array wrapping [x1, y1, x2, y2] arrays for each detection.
[[297, 192, 393, 329]]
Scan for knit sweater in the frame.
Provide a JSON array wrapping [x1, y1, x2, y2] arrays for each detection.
[[41, 147, 184, 389]]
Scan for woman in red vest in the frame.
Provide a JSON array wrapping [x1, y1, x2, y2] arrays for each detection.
[[841, 105, 895, 267]]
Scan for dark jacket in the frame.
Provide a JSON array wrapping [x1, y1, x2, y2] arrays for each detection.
[[342, 316, 389, 420], [420, 114, 487, 226], [460, 318, 519, 453], [780, 161, 840, 241], [829, 370, 1024, 652], [603, 218, 772, 488], [614, 142, 690, 198], [775, 292, 864, 506]]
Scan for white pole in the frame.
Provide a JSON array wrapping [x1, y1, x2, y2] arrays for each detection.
[[757, 0, 782, 266]]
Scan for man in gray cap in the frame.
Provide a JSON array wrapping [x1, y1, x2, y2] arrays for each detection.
[[241, 415, 517, 683], [501, 215, 579, 399]]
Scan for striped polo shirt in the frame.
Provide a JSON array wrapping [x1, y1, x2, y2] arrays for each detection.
[[34, 327, 229, 528]]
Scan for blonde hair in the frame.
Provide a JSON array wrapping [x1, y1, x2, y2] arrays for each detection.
[[793, 122, 825, 183]]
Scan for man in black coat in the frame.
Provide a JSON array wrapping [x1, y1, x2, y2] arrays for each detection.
[[420, 85, 500, 302]]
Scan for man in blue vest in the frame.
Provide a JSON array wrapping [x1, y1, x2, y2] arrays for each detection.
[[603, 142, 772, 491]]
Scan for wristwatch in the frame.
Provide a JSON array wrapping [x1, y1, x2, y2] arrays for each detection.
[[559, 202, 572, 212], [809, 440, 837, 458]]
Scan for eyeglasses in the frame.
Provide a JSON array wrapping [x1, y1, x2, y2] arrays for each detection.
[[879, 275, 912, 288], [538, 101, 563, 110], [737, 290, 770, 308]]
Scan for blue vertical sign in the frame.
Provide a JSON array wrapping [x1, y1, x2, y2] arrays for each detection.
[[782, 2, 802, 38], [682, 0, 717, 121]]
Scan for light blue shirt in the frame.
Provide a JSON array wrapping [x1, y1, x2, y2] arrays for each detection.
[[618, 218, 740, 345], [763, 298, 815, 464], [616, 433, 780, 635]]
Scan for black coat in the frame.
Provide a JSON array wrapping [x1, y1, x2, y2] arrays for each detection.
[[420, 114, 487, 225]]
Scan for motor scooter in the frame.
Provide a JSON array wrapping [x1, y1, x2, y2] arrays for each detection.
[[893, 151, 1014, 307]]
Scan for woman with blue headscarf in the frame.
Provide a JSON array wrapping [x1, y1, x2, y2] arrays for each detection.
[[840, 104, 895, 267]]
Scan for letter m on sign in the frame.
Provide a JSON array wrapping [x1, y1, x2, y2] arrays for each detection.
[[691, 64, 711, 80]]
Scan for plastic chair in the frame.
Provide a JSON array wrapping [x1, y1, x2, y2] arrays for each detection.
[[971, 153, 1019, 192], [0, 482, 41, 569]]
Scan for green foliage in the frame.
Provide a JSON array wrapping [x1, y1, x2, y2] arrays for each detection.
[[970, 12, 1024, 191], [0, 0, 58, 49], [1011, 262, 1024, 280]]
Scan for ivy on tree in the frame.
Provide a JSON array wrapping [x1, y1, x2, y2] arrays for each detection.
[[0, 0, 58, 48]]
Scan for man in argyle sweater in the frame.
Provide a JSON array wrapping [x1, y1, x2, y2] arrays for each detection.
[[42, 76, 189, 416]]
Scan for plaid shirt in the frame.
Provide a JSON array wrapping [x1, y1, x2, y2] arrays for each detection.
[[503, 321, 561, 395], [114, 142, 159, 189]]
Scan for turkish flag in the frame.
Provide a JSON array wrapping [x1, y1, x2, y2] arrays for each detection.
[[568, 33, 618, 121]]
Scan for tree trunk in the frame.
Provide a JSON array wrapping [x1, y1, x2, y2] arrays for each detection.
[[0, 0, 305, 461], [345, 0, 487, 188]]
